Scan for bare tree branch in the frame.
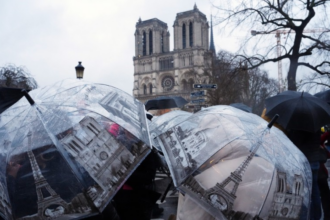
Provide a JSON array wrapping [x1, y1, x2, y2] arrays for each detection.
[[297, 61, 330, 74], [213, 0, 330, 91], [0, 64, 38, 90]]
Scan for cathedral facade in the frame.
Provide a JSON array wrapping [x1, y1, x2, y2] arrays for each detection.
[[133, 4, 214, 104]]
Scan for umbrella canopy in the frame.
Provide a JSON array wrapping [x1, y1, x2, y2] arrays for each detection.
[[145, 96, 188, 111], [149, 110, 192, 152], [0, 87, 28, 114], [265, 90, 330, 132], [155, 105, 311, 220], [314, 90, 330, 104], [0, 79, 151, 219], [229, 103, 252, 113]]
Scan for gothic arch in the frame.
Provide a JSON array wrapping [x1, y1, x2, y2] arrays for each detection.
[[189, 21, 193, 47], [148, 83, 153, 94], [143, 84, 147, 95], [141, 76, 151, 84], [149, 29, 153, 54], [142, 31, 147, 56], [179, 70, 197, 83], [181, 79, 188, 91], [161, 31, 164, 52], [182, 23, 186, 49], [179, 19, 194, 26], [187, 78, 194, 91], [140, 84, 147, 95]]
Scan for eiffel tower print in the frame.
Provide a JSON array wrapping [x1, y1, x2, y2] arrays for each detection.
[[26, 131, 68, 219], [182, 140, 263, 217], [204, 141, 262, 213]]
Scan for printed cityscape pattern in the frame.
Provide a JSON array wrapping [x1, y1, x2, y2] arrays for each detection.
[[99, 90, 150, 146], [3, 116, 149, 219], [159, 126, 206, 182], [180, 137, 304, 219], [0, 182, 11, 220], [0, 80, 152, 219], [61, 116, 149, 210], [156, 106, 309, 220]]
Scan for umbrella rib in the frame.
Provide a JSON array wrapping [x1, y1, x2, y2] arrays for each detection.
[[270, 99, 298, 129], [40, 84, 89, 105], [309, 98, 330, 130], [264, 131, 307, 180], [0, 106, 31, 130], [33, 105, 91, 188], [257, 167, 276, 216], [40, 103, 145, 143], [37, 82, 128, 103], [3, 107, 35, 150]]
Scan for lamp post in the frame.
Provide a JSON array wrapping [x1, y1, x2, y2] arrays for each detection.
[[75, 61, 85, 79]]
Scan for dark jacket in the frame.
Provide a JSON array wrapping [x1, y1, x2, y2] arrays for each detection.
[[288, 129, 325, 163]]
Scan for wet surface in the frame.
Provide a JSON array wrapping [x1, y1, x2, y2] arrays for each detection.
[[152, 174, 178, 220]]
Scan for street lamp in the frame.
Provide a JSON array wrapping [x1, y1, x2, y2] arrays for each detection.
[[75, 61, 85, 79], [251, 30, 258, 36]]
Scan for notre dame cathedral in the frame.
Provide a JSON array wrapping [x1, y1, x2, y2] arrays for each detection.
[[133, 4, 215, 105]]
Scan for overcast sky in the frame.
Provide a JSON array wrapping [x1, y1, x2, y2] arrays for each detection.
[[0, 0, 276, 95]]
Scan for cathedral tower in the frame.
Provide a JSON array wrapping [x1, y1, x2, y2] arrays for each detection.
[[133, 5, 213, 107], [135, 18, 170, 57], [173, 4, 209, 50]]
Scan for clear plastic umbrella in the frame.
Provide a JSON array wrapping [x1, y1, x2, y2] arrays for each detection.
[[149, 110, 192, 152], [155, 105, 311, 220], [0, 79, 151, 219]]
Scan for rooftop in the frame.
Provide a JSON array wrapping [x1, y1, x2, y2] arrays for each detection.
[[136, 18, 168, 29], [176, 4, 207, 20]]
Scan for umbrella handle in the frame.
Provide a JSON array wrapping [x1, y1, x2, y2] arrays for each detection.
[[160, 180, 172, 203], [267, 114, 279, 129], [22, 90, 35, 105]]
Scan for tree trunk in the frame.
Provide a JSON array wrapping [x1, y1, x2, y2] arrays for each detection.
[[287, 57, 298, 91], [287, 28, 304, 91]]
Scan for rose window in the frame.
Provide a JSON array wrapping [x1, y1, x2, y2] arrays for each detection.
[[162, 76, 175, 91]]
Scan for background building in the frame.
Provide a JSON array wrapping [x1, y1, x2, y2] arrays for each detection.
[[133, 4, 214, 104]]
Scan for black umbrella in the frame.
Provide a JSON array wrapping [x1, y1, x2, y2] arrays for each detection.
[[145, 96, 188, 111], [265, 90, 330, 132], [314, 90, 330, 104], [0, 87, 28, 114], [230, 103, 252, 113]]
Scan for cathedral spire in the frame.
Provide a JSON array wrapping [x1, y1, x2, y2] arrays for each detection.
[[193, 3, 198, 10], [209, 15, 216, 55]]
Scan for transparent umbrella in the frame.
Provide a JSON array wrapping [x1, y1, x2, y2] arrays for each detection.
[[155, 105, 311, 220], [149, 110, 192, 152], [0, 79, 151, 219]]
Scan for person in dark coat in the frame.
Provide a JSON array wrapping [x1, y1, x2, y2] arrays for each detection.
[[112, 114, 163, 220], [319, 131, 330, 219], [287, 129, 325, 220], [113, 150, 162, 220]]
